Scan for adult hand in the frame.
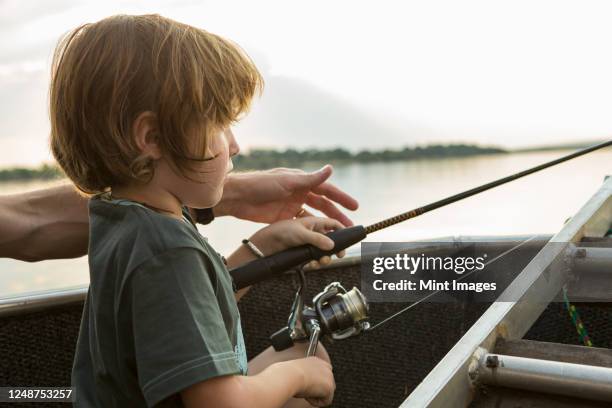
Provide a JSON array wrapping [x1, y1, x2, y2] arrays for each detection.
[[214, 164, 359, 226]]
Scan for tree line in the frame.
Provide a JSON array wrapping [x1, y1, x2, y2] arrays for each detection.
[[0, 144, 506, 182], [233, 144, 505, 170]]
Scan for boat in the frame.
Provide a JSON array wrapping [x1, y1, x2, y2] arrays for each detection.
[[1, 176, 611, 407]]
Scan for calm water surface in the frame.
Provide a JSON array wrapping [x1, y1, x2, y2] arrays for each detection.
[[1, 150, 610, 297]]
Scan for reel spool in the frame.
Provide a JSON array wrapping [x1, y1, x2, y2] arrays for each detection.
[[270, 270, 370, 357]]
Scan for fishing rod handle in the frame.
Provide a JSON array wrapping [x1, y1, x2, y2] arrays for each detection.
[[230, 225, 367, 290]]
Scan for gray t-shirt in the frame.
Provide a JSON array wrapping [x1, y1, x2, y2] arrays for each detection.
[[72, 193, 248, 407]]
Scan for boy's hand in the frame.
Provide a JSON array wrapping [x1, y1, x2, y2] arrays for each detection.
[[293, 357, 336, 407], [249, 216, 347, 268]]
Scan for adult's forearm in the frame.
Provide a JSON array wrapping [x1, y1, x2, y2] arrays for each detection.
[[0, 184, 89, 262]]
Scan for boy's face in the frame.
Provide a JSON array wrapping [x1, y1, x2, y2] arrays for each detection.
[[156, 127, 239, 209]]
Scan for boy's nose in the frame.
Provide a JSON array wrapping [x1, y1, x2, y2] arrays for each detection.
[[225, 128, 240, 157]]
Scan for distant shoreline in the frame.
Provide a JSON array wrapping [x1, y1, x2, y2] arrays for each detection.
[[0, 142, 596, 183], [0, 164, 63, 183], [232, 144, 506, 170]]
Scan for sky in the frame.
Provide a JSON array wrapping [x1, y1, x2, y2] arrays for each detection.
[[2, 0, 612, 167]]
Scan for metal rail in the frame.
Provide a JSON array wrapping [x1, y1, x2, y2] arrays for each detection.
[[473, 349, 612, 401], [0, 235, 550, 317], [401, 176, 612, 407], [0, 285, 88, 317]]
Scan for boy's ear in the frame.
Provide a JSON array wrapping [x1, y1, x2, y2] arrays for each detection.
[[132, 111, 162, 160]]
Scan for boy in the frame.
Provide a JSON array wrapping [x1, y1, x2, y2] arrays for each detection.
[[50, 14, 342, 407]]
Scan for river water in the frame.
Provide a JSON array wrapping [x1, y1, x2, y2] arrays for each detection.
[[1, 149, 610, 297]]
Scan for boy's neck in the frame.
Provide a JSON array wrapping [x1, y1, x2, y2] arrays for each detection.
[[110, 183, 184, 220]]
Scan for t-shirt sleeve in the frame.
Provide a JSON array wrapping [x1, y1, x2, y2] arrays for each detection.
[[128, 247, 242, 407]]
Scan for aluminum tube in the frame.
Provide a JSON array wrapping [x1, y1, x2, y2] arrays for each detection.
[[573, 248, 612, 275], [477, 353, 612, 401], [0, 285, 88, 317]]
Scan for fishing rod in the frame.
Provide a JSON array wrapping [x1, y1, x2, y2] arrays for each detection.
[[231, 139, 612, 289], [229, 139, 612, 355]]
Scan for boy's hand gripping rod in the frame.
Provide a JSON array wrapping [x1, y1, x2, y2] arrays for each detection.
[[230, 139, 612, 290], [229, 140, 612, 355]]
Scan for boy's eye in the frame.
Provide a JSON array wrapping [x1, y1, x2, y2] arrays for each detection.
[[199, 153, 220, 162], [178, 152, 220, 162], [204, 152, 221, 161]]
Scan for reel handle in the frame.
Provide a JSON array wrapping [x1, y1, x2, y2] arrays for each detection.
[[230, 225, 367, 290], [306, 322, 321, 357], [270, 326, 294, 351]]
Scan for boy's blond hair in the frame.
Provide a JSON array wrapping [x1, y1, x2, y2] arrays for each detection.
[[50, 14, 263, 194]]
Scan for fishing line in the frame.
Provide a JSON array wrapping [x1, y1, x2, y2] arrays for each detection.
[[230, 140, 612, 290], [366, 140, 612, 234], [250, 140, 611, 353], [366, 235, 539, 331]]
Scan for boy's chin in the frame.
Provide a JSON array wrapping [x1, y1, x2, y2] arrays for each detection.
[[188, 192, 223, 210]]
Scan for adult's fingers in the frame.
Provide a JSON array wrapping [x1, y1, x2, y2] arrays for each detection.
[[311, 179, 359, 211], [306, 193, 354, 227], [288, 164, 333, 191], [296, 164, 360, 217]]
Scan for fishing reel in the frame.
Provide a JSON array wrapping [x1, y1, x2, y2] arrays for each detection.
[[270, 268, 370, 356]]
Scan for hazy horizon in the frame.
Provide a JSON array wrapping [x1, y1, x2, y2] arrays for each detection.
[[2, 1, 612, 167], [0, 139, 602, 171]]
